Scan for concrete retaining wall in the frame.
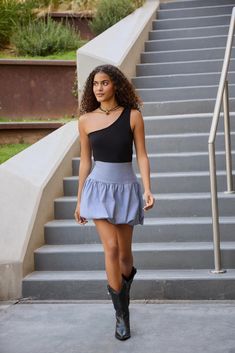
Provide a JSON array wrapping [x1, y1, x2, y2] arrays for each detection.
[[0, 121, 79, 299]]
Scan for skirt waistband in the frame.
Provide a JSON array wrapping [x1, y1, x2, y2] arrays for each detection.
[[88, 161, 138, 183]]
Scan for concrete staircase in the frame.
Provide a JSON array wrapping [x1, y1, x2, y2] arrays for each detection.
[[22, 0, 235, 300]]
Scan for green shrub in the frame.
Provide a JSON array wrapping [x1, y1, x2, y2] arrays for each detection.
[[90, 0, 145, 35], [12, 16, 82, 56], [0, 0, 36, 47]]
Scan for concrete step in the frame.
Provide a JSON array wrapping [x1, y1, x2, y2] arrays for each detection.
[[153, 15, 231, 30], [72, 113, 235, 139], [137, 84, 235, 102], [54, 192, 235, 218], [145, 35, 234, 52], [141, 113, 235, 135], [136, 59, 235, 76], [73, 151, 235, 175], [145, 132, 234, 153], [64, 170, 235, 194], [160, 0, 235, 10], [22, 269, 235, 300], [72, 151, 235, 175], [149, 25, 230, 40], [133, 71, 235, 88], [140, 48, 235, 64], [44, 217, 235, 244], [142, 97, 235, 116], [33, 242, 235, 271], [157, 5, 234, 20]]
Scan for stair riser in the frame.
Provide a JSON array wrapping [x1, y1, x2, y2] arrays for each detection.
[[153, 15, 231, 30], [34, 248, 235, 271], [145, 36, 233, 52], [141, 48, 235, 64], [72, 153, 235, 175], [145, 134, 231, 153], [142, 98, 235, 116], [158, 5, 234, 20], [54, 196, 235, 219], [64, 174, 235, 195], [143, 116, 235, 135], [22, 277, 235, 300], [141, 154, 235, 173], [137, 85, 235, 102], [72, 132, 231, 157], [44, 222, 235, 244], [160, 0, 235, 10], [149, 26, 230, 40], [136, 60, 235, 76], [133, 72, 235, 88]]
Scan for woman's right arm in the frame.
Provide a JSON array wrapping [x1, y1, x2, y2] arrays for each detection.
[[74, 115, 92, 224]]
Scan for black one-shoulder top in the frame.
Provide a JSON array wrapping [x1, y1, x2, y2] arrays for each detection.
[[88, 107, 133, 163]]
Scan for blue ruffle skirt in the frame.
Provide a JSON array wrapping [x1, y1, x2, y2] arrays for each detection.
[[80, 161, 144, 226]]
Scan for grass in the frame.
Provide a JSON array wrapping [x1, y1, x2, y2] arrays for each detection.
[[0, 143, 31, 164], [0, 116, 77, 122], [0, 48, 81, 60]]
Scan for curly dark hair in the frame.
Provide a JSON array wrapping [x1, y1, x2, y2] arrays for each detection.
[[79, 64, 142, 115]]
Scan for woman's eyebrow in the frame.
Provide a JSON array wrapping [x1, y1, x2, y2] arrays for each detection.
[[93, 80, 110, 83]]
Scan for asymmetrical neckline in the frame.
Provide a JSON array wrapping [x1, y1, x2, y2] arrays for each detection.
[[88, 107, 126, 136]]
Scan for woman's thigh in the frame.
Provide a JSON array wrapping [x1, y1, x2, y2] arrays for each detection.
[[93, 219, 119, 252], [93, 220, 133, 255]]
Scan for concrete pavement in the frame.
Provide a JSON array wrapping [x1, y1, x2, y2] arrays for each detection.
[[1, 301, 235, 353]]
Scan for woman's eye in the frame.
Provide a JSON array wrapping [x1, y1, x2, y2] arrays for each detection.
[[103, 81, 109, 86]]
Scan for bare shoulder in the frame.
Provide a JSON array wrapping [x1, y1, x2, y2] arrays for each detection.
[[78, 112, 94, 133], [130, 109, 143, 131]]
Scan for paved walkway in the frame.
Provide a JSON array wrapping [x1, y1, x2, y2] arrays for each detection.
[[1, 301, 235, 353]]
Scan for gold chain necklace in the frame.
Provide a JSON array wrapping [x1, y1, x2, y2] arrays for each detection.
[[99, 104, 120, 115]]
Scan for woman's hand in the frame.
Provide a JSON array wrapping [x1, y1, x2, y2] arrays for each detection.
[[74, 202, 88, 225], [143, 191, 155, 211]]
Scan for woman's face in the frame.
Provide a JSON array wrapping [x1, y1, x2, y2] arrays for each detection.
[[93, 72, 116, 103]]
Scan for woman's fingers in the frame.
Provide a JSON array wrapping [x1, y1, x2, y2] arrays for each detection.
[[74, 209, 88, 225], [143, 193, 155, 211]]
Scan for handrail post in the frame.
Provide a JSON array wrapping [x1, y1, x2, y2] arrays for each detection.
[[208, 142, 226, 274], [223, 80, 234, 194]]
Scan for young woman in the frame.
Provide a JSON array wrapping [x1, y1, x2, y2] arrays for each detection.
[[74, 64, 155, 341]]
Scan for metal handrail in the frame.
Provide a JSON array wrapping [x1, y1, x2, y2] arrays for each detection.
[[208, 7, 235, 274]]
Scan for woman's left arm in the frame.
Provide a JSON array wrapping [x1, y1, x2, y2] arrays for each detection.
[[131, 109, 155, 211]]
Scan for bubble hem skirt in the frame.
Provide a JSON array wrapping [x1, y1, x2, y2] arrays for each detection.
[[80, 161, 144, 226]]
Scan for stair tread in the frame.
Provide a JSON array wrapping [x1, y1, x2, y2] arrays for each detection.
[[150, 24, 229, 33], [23, 268, 235, 281], [35, 241, 235, 253], [72, 151, 235, 159], [44, 216, 235, 228], [136, 83, 235, 91], [64, 170, 235, 182], [154, 13, 230, 22], [134, 71, 235, 79], [141, 46, 229, 55], [159, 4, 234, 11], [138, 58, 235, 66], [56, 190, 235, 202], [146, 34, 231, 44]]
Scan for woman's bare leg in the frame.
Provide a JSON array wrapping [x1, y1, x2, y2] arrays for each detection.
[[93, 219, 122, 291], [116, 224, 134, 278]]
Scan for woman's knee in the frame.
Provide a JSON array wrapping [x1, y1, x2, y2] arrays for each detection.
[[105, 241, 119, 262]]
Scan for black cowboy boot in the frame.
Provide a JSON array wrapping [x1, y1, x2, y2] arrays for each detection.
[[122, 266, 137, 306], [107, 281, 130, 341]]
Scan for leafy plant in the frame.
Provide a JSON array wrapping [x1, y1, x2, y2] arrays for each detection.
[[12, 16, 82, 56], [90, 0, 144, 35], [0, 0, 36, 47]]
